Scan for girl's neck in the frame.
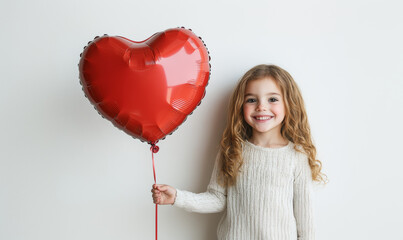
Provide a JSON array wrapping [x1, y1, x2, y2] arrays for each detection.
[[248, 132, 288, 148]]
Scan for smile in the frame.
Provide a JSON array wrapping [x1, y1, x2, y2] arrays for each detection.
[[254, 116, 273, 120]]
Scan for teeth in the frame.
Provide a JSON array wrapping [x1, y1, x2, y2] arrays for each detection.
[[256, 116, 272, 120]]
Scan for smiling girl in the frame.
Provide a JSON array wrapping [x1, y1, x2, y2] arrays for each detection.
[[151, 64, 326, 240]]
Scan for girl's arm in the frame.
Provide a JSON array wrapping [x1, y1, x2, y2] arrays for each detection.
[[293, 153, 315, 240], [173, 152, 227, 213]]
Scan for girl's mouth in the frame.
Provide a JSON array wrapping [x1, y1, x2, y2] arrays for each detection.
[[254, 116, 273, 121]]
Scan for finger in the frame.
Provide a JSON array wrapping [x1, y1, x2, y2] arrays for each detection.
[[155, 184, 167, 189], [153, 184, 162, 189], [157, 185, 168, 192]]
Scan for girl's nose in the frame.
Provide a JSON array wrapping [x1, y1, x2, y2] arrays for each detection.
[[256, 102, 267, 111]]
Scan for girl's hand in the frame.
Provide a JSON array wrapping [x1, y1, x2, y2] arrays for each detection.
[[151, 184, 177, 205]]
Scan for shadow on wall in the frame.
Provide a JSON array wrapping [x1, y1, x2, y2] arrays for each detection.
[[195, 80, 235, 240]]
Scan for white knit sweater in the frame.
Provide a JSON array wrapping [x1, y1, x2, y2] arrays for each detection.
[[173, 140, 315, 240]]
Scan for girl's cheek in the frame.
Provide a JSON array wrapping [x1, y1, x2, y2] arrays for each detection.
[[269, 105, 278, 111], [242, 104, 250, 114], [270, 105, 283, 115]]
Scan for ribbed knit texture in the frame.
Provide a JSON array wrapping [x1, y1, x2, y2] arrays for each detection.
[[173, 140, 315, 240]]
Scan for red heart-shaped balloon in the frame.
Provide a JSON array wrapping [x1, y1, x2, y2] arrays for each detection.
[[79, 28, 210, 144]]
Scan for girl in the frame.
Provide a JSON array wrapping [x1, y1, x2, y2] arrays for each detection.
[[151, 64, 326, 240]]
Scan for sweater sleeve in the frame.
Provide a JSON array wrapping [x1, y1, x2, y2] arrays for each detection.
[[293, 153, 315, 240], [173, 152, 227, 213]]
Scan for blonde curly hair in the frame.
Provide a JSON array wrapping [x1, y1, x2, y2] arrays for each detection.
[[218, 64, 327, 187]]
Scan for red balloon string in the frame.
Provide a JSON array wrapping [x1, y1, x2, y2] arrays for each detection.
[[150, 143, 159, 240]]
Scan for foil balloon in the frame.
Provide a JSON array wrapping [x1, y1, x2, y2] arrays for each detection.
[[78, 27, 211, 145]]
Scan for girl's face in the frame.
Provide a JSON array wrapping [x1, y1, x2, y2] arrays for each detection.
[[243, 77, 286, 139]]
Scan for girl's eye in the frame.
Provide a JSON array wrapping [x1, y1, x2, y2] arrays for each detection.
[[269, 97, 278, 102], [245, 98, 256, 103]]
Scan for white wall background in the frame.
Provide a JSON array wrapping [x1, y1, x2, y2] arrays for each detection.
[[1, 0, 402, 239]]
